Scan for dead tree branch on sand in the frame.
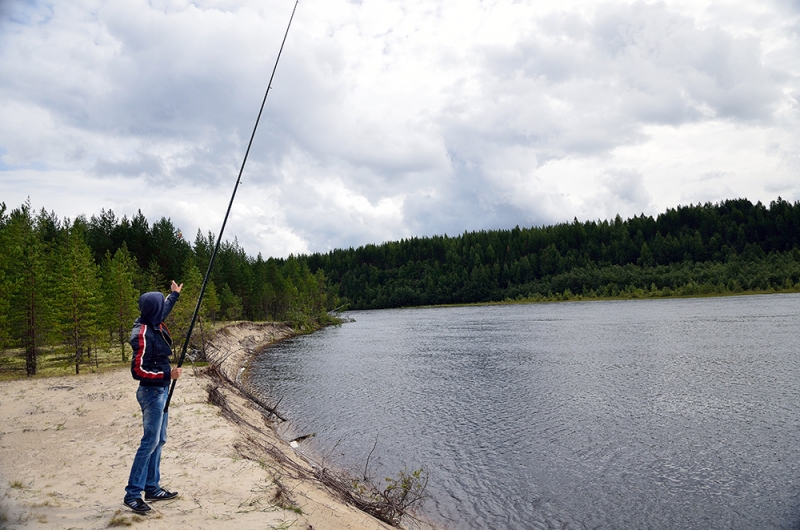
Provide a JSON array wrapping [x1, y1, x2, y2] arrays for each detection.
[[203, 372, 431, 528]]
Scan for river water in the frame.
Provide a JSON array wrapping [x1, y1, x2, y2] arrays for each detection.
[[246, 294, 800, 529]]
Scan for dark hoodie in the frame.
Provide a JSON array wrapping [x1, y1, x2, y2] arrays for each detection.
[[129, 291, 180, 386]]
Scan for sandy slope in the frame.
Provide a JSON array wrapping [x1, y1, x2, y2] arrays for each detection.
[[0, 323, 394, 530]]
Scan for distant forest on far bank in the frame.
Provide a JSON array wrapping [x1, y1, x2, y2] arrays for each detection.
[[2, 196, 799, 375], [304, 197, 800, 308]]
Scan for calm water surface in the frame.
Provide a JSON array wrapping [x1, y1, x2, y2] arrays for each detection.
[[247, 294, 800, 529]]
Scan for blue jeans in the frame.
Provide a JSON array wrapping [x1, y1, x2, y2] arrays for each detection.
[[124, 385, 169, 501]]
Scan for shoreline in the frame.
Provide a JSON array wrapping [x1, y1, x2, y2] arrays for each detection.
[[0, 322, 396, 530], [377, 286, 800, 311]]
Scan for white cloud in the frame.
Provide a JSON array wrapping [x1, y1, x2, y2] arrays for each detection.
[[1, 0, 799, 258], [600, 167, 654, 215]]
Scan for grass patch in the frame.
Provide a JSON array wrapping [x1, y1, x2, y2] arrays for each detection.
[[271, 479, 303, 515], [0, 319, 240, 381], [107, 510, 148, 527], [9, 480, 25, 490], [107, 510, 133, 527], [0, 345, 129, 381]]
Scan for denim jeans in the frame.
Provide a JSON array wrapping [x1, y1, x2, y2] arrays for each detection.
[[124, 385, 169, 501]]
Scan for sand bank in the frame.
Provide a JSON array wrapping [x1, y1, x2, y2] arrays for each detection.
[[0, 322, 394, 530]]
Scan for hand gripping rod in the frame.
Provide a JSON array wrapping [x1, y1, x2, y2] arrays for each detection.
[[165, 0, 299, 412]]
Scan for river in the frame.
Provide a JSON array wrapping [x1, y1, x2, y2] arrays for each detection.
[[247, 294, 800, 529]]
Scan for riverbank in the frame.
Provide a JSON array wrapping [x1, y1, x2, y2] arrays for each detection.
[[404, 284, 800, 310], [0, 322, 395, 530]]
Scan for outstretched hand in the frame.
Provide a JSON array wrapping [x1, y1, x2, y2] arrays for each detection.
[[171, 280, 184, 293]]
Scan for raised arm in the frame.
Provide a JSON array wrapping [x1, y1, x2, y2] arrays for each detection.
[[161, 281, 184, 320]]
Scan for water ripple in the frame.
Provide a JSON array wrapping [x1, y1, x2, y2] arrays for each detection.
[[248, 295, 800, 529]]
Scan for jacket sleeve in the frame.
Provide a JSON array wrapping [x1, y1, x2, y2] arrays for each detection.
[[161, 291, 180, 322], [130, 323, 169, 382]]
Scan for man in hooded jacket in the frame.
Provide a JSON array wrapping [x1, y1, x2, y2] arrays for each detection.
[[123, 280, 183, 514]]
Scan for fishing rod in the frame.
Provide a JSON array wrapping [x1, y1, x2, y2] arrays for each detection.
[[164, 0, 299, 412]]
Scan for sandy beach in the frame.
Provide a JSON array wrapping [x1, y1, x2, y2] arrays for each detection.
[[0, 323, 395, 530]]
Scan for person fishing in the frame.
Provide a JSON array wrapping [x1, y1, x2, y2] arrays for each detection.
[[120, 2, 298, 514], [123, 280, 184, 514]]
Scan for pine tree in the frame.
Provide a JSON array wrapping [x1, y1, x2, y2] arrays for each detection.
[[56, 219, 101, 374], [0, 203, 11, 349], [203, 281, 220, 325], [219, 284, 243, 321], [192, 229, 214, 275], [150, 217, 191, 282], [263, 258, 289, 320], [5, 202, 56, 376], [142, 259, 166, 294], [101, 243, 140, 361], [87, 208, 120, 263]]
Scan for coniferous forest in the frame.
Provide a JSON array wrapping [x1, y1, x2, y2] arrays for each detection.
[[0, 200, 337, 376], [308, 197, 800, 309], [1, 196, 800, 376]]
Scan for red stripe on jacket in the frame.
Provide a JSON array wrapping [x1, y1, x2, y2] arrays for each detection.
[[133, 324, 165, 379]]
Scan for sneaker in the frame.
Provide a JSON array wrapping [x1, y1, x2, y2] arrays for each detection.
[[123, 498, 152, 513], [144, 488, 179, 501]]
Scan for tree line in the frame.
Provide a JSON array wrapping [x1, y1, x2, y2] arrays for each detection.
[[0, 201, 338, 376], [3, 196, 799, 376], [301, 197, 800, 309]]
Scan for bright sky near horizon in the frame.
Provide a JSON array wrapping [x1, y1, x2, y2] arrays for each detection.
[[1, 0, 798, 258]]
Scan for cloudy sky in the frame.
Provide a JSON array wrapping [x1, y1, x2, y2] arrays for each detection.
[[1, 0, 798, 258]]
